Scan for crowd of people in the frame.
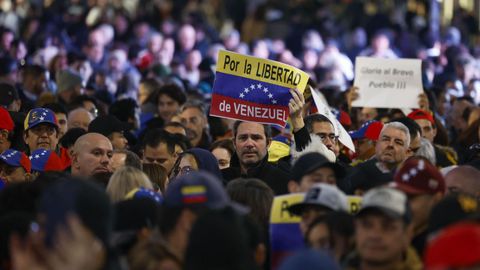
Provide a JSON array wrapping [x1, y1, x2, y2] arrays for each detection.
[[0, 1, 480, 270]]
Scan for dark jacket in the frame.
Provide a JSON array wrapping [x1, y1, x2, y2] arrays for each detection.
[[222, 153, 291, 195]]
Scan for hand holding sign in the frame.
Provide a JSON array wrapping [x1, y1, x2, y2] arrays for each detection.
[[289, 88, 306, 132], [352, 57, 423, 109]]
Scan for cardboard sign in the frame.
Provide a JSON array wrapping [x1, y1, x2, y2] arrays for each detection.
[[269, 193, 362, 269], [210, 50, 309, 127], [310, 88, 356, 152], [352, 57, 423, 109]]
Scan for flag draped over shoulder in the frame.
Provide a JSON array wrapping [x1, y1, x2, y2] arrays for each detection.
[[210, 50, 309, 127]]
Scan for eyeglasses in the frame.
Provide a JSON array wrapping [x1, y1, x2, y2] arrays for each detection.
[[29, 125, 56, 136], [316, 133, 338, 143]]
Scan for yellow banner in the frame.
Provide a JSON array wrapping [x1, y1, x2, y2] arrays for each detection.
[[216, 50, 310, 92], [270, 193, 363, 224]]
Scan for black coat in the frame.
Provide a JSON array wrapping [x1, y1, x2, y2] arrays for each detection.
[[222, 154, 291, 195]]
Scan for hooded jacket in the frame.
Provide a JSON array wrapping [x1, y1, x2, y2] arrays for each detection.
[[186, 148, 223, 181]]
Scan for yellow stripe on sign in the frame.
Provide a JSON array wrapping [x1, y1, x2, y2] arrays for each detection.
[[269, 194, 363, 224], [181, 185, 206, 195], [216, 50, 310, 91]]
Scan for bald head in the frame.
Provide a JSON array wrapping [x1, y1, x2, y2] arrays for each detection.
[[445, 165, 480, 197], [68, 108, 94, 131], [71, 133, 113, 177]]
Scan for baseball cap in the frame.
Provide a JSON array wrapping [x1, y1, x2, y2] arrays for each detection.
[[125, 187, 163, 204], [425, 223, 480, 269], [88, 115, 131, 137], [407, 109, 435, 125], [291, 152, 345, 182], [29, 149, 64, 172], [164, 171, 247, 213], [287, 183, 349, 216], [24, 108, 58, 130], [0, 83, 18, 107], [428, 193, 480, 234], [392, 157, 446, 195], [0, 107, 14, 131], [349, 120, 384, 140], [357, 187, 411, 222], [0, 149, 31, 173]]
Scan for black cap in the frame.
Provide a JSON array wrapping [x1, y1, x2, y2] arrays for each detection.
[[88, 115, 131, 137], [291, 152, 345, 182], [0, 83, 18, 107], [428, 193, 480, 235]]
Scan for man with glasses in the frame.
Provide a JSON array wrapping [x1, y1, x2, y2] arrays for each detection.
[[23, 107, 70, 169]]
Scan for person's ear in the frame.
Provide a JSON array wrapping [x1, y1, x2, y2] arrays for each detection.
[[254, 243, 267, 267], [266, 137, 272, 148], [288, 180, 299, 193]]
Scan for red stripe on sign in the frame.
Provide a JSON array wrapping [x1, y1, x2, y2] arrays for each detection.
[[210, 94, 289, 127]]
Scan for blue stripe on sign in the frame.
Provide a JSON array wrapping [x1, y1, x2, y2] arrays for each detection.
[[270, 223, 305, 251]]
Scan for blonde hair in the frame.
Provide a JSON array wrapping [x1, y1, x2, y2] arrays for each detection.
[[106, 166, 153, 202]]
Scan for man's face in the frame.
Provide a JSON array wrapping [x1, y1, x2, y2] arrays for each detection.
[[32, 72, 48, 95], [355, 212, 408, 266], [0, 164, 27, 183], [158, 94, 180, 122], [0, 129, 11, 154], [354, 139, 376, 160], [359, 108, 378, 125], [179, 108, 206, 146], [211, 147, 231, 170], [234, 122, 269, 168], [300, 206, 329, 235], [110, 152, 126, 172], [143, 143, 182, 174], [24, 124, 59, 152], [299, 167, 336, 191], [407, 134, 421, 158], [109, 132, 128, 150], [73, 137, 113, 176], [375, 127, 408, 168], [311, 121, 336, 151], [55, 113, 68, 138], [415, 119, 436, 143]]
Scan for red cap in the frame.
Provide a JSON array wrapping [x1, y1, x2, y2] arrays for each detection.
[[425, 223, 480, 269], [393, 157, 445, 194], [407, 109, 435, 125], [0, 107, 14, 132]]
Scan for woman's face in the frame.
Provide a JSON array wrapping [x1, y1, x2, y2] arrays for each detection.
[[177, 154, 198, 176], [211, 147, 231, 169]]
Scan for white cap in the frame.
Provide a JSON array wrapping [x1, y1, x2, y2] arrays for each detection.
[[358, 187, 410, 221], [288, 183, 349, 215]]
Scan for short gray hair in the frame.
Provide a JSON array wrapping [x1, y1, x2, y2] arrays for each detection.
[[380, 122, 411, 147]]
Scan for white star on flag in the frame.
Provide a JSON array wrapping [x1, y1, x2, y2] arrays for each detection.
[[268, 93, 273, 98], [239, 93, 245, 98], [250, 84, 255, 90], [29, 156, 32, 160], [272, 100, 277, 104], [39, 117, 44, 121], [35, 155, 40, 159], [245, 89, 249, 93], [263, 88, 268, 93], [257, 83, 262, 89]]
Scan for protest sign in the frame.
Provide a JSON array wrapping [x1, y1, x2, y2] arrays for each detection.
[[210, 50, 310, 127], [310, 88, 356, 152], [352, 57, 423, 109], [269, 193, 362, 269]]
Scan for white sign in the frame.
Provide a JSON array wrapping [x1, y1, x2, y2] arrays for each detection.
[[352, 57, 423, 109], [310, 87, 356, 152]]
